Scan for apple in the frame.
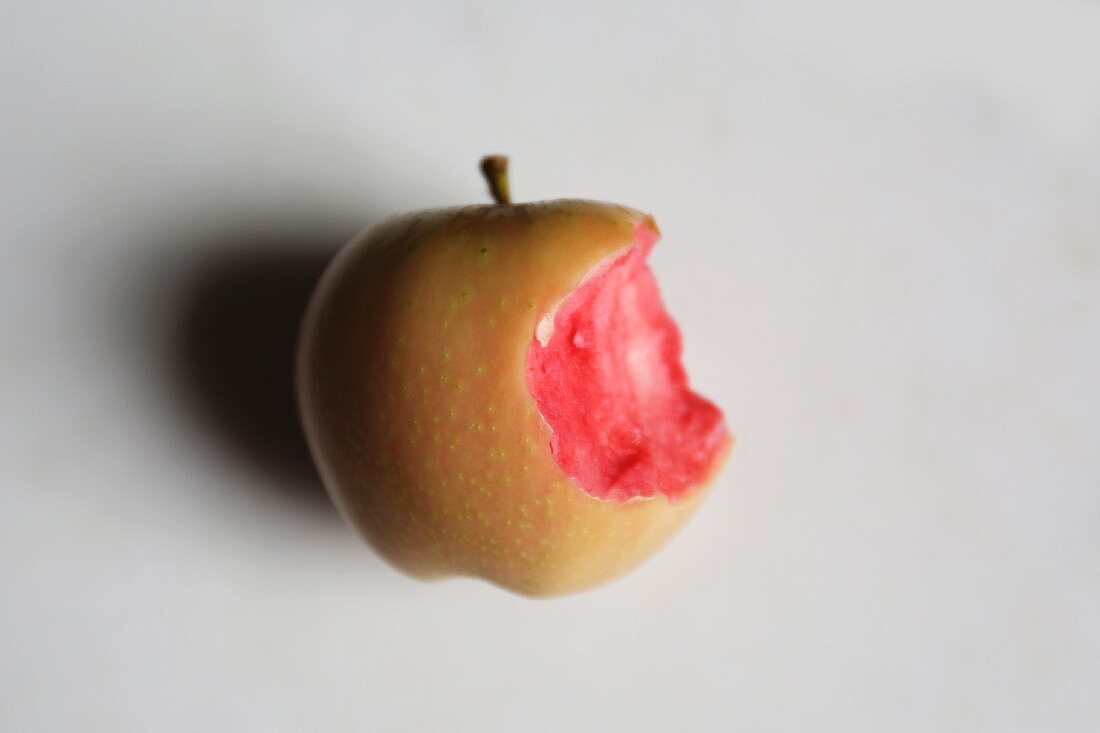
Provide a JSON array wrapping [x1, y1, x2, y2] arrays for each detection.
[[296, 157, 732, 596]]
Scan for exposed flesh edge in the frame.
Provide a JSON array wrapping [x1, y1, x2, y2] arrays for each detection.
[[525, 226, 731, 502]]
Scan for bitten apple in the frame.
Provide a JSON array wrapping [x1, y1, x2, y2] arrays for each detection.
[[296, 157, 731, 596]]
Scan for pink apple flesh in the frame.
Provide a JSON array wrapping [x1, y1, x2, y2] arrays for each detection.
[[526, 225, 729, 502]]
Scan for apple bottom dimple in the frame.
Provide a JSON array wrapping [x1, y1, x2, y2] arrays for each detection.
[[525, 235, 730, 502], [344, 470, 705, 595]]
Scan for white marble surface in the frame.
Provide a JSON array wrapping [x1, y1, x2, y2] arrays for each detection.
[[2, 2, 1098, 730]]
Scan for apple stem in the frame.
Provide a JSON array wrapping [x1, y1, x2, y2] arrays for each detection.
[[480, 155, 511, 205]]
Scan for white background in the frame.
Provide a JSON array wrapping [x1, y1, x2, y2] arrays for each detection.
[[3, 1, 1099, 730]]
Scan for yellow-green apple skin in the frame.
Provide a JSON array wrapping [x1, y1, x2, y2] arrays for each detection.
[[296, 200, 729, 596]]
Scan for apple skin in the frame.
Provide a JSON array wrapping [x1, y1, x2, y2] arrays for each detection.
[[296, 200, 728, 596]]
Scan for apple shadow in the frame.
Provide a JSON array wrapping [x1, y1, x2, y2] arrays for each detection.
[[171, 228, 358, 519]]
